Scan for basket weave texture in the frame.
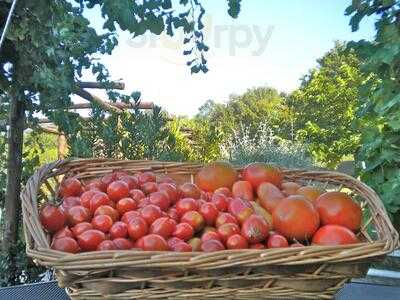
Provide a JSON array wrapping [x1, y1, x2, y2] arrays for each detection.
[[21, 159, 399, 299]]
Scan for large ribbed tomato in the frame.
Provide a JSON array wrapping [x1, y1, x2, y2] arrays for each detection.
[[195, 162, 238, 192], [242, 163, 283, 189], [232, 180, 254, 202], [312, 225, 359, 246]]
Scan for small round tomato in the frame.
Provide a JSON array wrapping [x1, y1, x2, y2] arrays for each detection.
[[97, 240, 116, 251], [158, 183, 179, 204], [172, 223, 194, 241], [199, 203, 219, 226], [71, 222, 93, 237], [121, 210, 141, 224], [67, 206, 91, 226], [217, 223, 240, 243], [181, 211, 205, 232], [178, 183, 202, 199], [53, 227, 74, 240], [129, 189, 146, 201], [113, 238, 133, 250], [149, 192, 171, 211], [80, 190, 98, 209], [127, 217, 149, 240], [141, 182, 158, 195], [59, 177, 82, 198], [214, 187, 232, 197], [227, 234, 248, 249], [92, 215, 113, 233], [171, 241, 192, 252], [40, 204, 66, 233], [215, 212, 238, 228], [101, 173, 117, 190], [120, 175, 139, 190], [168, 237, 183, 249], [77, 229, 105, 251], [116, 198, 137, 215], [107, 180, 129, 202], [201, 239, 225, 252], [94, 205, 119, 222], [141, 204, 162, 225], [267, 233, 289, 248], [89, 192, 112, 213], [139, 234, 168, 251], [188, 237, 202, 251], [312, 224, 359, 246], [201, 231, 222, 243], [84, 178, 104, 192], [167, 208, 179, 223], [228, 198, 254, 224], [138, 172, 156, 185], [250, 243, 266, 249], [150, 217, 177, 239], [211, 194, 229, 212], [109, 221, 128, 239], [51, 237, 80, 253], [176, 198, 199, 217], [137, 197, 150, 208], [60, 196, 81, 213], [241, 215, 269, 243]]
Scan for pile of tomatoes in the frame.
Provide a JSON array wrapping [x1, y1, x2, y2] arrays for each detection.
[[40, 162, 362, 253]]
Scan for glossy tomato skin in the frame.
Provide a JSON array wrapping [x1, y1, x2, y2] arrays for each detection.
[[120, 175, 139, 190], [121, 210, 141, 224], [107, 181, 129, 202], [138, 172, 156, 185], [40, 204, 66, 233], [250, 243, 266, 249], [51, 237, 80, 253], [272, 195, 320, 241], [84, 178, 104, 192], [158, 183, 179, 204], [167, 237, 183, 249], [80, 190, 98, 209], [139, 234, 169, 251], [92, 215, 113, 233], [228, 198, 254, 224], [149, 192, 171, 211], [296, 186, 323, 201], [113, 238, 133, 250], [266, 234, 289, 248], [227, 234, 249, 249], [172, 223, 194, 241], [242, 163, 283, 189], [137, 197, 150, 209], [89, 192, 112, 213], [201, 231, 222, 243], [217, 223, 240, 243], [281, 182, 301, 196], [127, 217, 149, 240], [241, 214, 270, 244], [176, 198, 199, 217], [60, 197, 81, 213], [312, 225, 359, 246], [67, 206, 91, 226], [201, 239, 225, 252], [195, 162, 238, 192], [214, 187, 232, 197], [100, 173, 117, 191], [113, 171, 128, 180], [178, 183, 202, 199], [129, 189, 146, 202], [109, 221, 128, 239], [94, 205, 119, 222], [232, 181, 254, 202], [167, 208, 179, 223], [171, 241, 192, 252], [71, 222, 93, 237], [215, 212, 238, 228], [141, 182, 158, 195], [141, 204, 162, 225], [97, 240, 116, 251], [116, 198, 137, 215], [53, 227, 74, 240], [181, 211, 205, 232], [77, 229, 105, 251], [149, 217, 177, 239], [199, 203, 219, 226], [314, 192, 362, 231], [59, 178, 82, 198], [256, 182, 285, 213], [211, 194, 229, 212]]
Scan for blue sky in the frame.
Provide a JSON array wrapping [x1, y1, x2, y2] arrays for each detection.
[[82, 0, 376, 116]]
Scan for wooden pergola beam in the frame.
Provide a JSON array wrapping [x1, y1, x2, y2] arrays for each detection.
[[76, 81, 125, 90], [74, 88, 124, 114], [70, 102, 154, 110]]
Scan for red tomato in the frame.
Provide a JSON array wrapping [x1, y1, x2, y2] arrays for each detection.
[[217, 223, 240, 243], [116, 198, 137, 215], [188, 237, 202, 251], [167, 237, 183, 249], [214, 187, 232, 197], [149, 192, 171, 211], [94, 205, 119, 222], [266, 233, 289, 248], [312, 225, 359, 246], [129, 189, 146, 201], [112, 170, 127, 180], [51, 237, 80, 253], [107, 180, 129, 202], [59, 177, 82, 198], [167, 208, 179, 223], [158, 183, 179, 204], [40, 204, 66, 233], [137, 197, 150, 208], [290, 243, 305, 248], [227, 234, 248, 249], [203, 226, 217, 233], [80, 190, 98, 209], [215, 212, 238, 228], [241, 215, 269, 243], [232, 180, 254, 202], [172, 223, 194, 241], [228, 198, 254, 224], [53, 227, 74, 240], [121, 210, 141, 224], [256, 182, 285, 213], [181, 211, 205, 232], [250, 243, 265, 249], [211, 194, 229, 212], [141, 182, 158, 195], [84, 178, 104, 192], [149, 217, 177, 239], [201, 239, 225, 252], [67, 206, 91, 226], [176, 198, 199, 217], [195, 162, 238, 192], [272, 195, 320, 241], [171, 241, 192, 252], [139, 234, 169, 251], [92, 215, 113, 233], [97, 240, 116, 251], [314, 192, 362, 231], [101, 173, 117, 191], [127, 217, 149, 240], [199, 203, 219, 226], [120, 175, 139, 190], [201, 231, 222, 243], [141, 204, 162, 225], [197, 199, 207, 208], [242, 162, 283, 189], [113, 238, 133, 250], [60, 196, 81, 213], [77, 229, 105, 251], [89, 192, 112, 213], [138, 172, 156, 185], [178, 183, 201, 199], [109, 221, 128, 239], [71, 222, 93, 237]]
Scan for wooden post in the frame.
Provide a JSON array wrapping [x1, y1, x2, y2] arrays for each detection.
[[2, 91, 25, 283]]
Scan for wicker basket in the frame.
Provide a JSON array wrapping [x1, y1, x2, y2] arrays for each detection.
[[21, 158, 399, 299]]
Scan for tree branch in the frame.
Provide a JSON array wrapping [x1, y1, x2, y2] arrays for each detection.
[[74, 88, 124, 114]]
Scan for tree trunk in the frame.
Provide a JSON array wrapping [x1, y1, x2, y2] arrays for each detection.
[[2, 92, 25, 284]]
